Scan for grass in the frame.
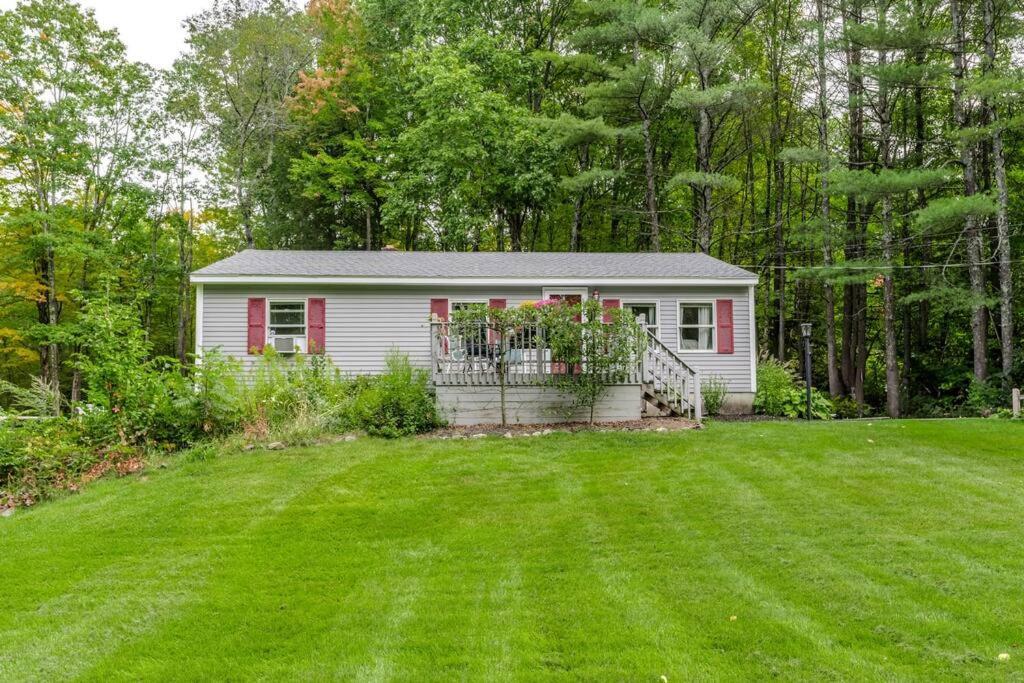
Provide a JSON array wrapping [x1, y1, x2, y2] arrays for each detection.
[[2, 420, 1023, 680]]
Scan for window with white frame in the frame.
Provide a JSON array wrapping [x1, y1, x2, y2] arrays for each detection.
[[678, 302, 714, 351], [450, 301, 488, 350], [268, 301, 306, 338], [624, 302, 658, 337]]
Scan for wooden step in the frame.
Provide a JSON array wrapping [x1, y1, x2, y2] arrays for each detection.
[[642, 384, 683, 417]]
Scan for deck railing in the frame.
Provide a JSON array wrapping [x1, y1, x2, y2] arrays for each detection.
[[430, 321, 641, 387], [430, 321, 702, 421], [641, 329, 702, 421]]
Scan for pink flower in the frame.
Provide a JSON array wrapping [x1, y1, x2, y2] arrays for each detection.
[[533, 298, 560, 309]]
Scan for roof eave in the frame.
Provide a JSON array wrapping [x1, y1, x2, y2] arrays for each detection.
[[190, 274, 759, 286]]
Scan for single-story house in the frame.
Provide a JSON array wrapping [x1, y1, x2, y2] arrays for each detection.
[[190, 250, 758, 424]]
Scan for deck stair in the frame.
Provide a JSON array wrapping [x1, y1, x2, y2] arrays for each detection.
[[641, 330, 702, 422]]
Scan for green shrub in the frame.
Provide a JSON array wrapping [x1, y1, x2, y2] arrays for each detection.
[[754, 357, 833, 420], [191, 350, 243, 437], [0, 414, 143, 507], [832, 396, 868, 419], [352, 351, 439, 437], [966, 379, 1006, 416], [241, 348, 357, 439], [701, 375, 728, 416], [754, 358, 798, 416]]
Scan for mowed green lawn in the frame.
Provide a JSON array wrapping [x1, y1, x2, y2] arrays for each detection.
[[2, 420, 1023, 680]]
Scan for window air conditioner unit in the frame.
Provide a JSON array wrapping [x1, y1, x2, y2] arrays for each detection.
[[273, 336, 306, 354]]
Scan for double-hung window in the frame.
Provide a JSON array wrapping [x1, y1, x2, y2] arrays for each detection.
[[678, 302, 714, 351], [625, 303, 658, 337], [268, 301, 306, 339]]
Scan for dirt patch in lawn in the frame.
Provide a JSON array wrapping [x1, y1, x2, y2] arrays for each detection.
[[427, 416, 700, 438]]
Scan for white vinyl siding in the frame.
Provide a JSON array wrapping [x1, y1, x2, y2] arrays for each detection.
[[200, 283, 755, 393], [601, 287, 753, 392]]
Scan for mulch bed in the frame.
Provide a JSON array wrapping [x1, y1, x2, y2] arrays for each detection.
[[427, 415, 699, 438]]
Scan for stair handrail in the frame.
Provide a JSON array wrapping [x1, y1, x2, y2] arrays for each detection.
[[642, 329, 702, 422]]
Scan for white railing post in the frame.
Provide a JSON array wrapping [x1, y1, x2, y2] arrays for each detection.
[[430, 320, 437, 382], [693, 370, 702, 423]]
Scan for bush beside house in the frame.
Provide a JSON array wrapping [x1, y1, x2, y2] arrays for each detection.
[[1, 296, 437, 508], [754, 357, 834, 420]]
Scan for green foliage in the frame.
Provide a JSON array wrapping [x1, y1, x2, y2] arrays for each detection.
[[351, 351, 439, 438], [701, 375, 729, 416], [240, 347, 358, 441], [966, 379, 1006, 416], [754, 358, 798, 416], [0, 412, 142, 508], [667, 171, 742, 192], [832, 396, 868, 420], [913, 194, 1000, 230], [754, 358, 833, 420], [450, 300, 645, 423], [1, 341, 440, 507], [829, 169, 948, 200], [540, 300, 644, 423], [0, 377, 62, 417]]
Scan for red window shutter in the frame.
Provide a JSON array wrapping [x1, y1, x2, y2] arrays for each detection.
[[247, 298, 266, 354], [487, 299, 506, 343], [716, 299, 734, 354], [308, 298, 326, 354], [602, 298, 621, 323], [430, 298, 449, 321]]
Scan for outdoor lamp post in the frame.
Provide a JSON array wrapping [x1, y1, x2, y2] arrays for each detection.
[[801, 323, 813, 421]]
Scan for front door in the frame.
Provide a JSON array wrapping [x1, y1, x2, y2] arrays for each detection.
[[542, 287, 587, 308]]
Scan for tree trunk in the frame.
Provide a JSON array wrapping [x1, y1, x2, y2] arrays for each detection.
[[695, 90, 714, 254], [842, 0, 866, 404], [773, 156, 785, 361], [912, 10, 930, 356], [365, 205, 373, 250], [609, 135, 623, 248], [982, 0, 1013, 382], [877, 18, 900, 418], [175, 212, 194, 366], [236, 161, 255, 248], [37, 245, 61, 415], [570, 143, 589, 252], [639, 110, 660, 252], [951, 0, 988, 382], [817, 0, 841, 397], [882, 211, 900, 418], [507, 210, 525, 252], [571, 193, 584, 253]]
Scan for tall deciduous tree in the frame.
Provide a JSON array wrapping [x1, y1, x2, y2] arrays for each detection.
[[0, 0, 154, 411], [185, 0, 314, 248]]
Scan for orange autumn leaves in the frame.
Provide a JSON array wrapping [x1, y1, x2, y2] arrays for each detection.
[[290, 0, 361, 116]]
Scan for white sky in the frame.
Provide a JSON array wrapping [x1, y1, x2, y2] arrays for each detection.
[[0, 0, 213, 69]]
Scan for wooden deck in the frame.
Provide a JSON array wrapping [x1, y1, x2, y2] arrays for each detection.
[[430, 321, 702, 421]]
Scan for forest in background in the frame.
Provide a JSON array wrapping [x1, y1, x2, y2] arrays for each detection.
[[0, 0, 1021, 417]]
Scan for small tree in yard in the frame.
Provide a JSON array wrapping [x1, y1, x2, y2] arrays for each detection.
[[451, 303, 521, 426], [540, 300, 644, 423], [451, 300, 644, 425]]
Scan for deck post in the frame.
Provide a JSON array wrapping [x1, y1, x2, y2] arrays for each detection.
[[429, 321, 437, 383], [693, 371, 702, 424]]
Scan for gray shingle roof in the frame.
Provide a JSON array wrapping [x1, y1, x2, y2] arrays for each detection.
[[192, 250, 757, 281]]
